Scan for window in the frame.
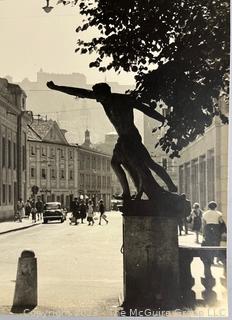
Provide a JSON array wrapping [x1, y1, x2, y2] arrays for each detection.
[[97, 176, 101, 188], [199, 155, 206, 209], [22, 145, 26, 170], [31, 167, 35, 178], [207, 149, 215, 202], [13, 142, 16, 170], [8, 185, 11, 204], [92, 156, 96, 169], [79, 155, 84, 170], [2, 184, 6, 204], [184, 163, 190, 199], [69, 150, 73, 160], [97, 157, 101, 170], [31, 146, 35, 155], [60, 149, 64, 159], [22, 97, 25, 109], [8, 140, 11, 168], [42, 147, 47, 156], [107, 160, 110, 171], [191, 159, 199, 204], [107, 176, 110, 188], [50, 147, 55, 158], [102, 176, 106, 188], [51, 168, 56, 179], [2, 137, 6, 167], [69, 169, 73, 180], [86, 156, 90, 169], [86, 174, 90, 188], [80, 173, 85, 187], [41, 168, 46, 179], [102, 159, 106, 171], [92, 175, 96, 188], [60, 169, 65, 179]]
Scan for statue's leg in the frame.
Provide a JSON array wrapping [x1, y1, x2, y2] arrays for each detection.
[[125, 149, 164, 200], [123, 161, 143, 199], [138, 143, 177, 192], [147, 158, 177, 192], [111, 155, 131, 200], [139, 164, 165, 199]]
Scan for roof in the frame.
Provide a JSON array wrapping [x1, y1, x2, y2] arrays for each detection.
[[30, 119, 54, 140], [27, 125, 42, 141], [78, 144, 111, 157]]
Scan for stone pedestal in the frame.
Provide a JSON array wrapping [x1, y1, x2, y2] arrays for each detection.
[[122, 211, 180, 309]]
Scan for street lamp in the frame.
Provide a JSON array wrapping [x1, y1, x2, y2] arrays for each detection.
[[43, 0, 54, 13], [43, 0, 78, 12]]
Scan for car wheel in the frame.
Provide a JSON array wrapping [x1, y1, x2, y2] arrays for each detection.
[[43, 219, 48, 224], [61, 218, 64, 223]]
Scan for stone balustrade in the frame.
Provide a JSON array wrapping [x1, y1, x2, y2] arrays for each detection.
[[179, 246, 227, 308]]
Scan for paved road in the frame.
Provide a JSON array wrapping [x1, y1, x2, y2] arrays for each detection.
[[0, 212, 123, 316], [0, 213, 227, 316]]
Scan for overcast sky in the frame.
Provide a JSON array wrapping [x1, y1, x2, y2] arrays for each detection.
[[0, 0, 135, 84]]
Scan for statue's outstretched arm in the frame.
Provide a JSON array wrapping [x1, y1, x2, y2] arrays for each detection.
[[47, 81, 96, 99], [134, 101, 165, 123]]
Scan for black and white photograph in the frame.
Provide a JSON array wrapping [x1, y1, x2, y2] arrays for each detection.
[[0, 0, 229, 318]]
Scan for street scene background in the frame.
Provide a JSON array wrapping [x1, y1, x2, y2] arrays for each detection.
[[0, 0, 229, 317], [0, 212, 227, 316]]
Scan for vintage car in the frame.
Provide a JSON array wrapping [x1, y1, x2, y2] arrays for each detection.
[[43, 202, 66, 223], [111, 199, 123, 211]]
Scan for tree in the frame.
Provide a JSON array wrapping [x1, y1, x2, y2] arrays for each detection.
[[59, 0, 229, 158]]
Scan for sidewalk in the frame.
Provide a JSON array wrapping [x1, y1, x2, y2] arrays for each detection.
[[178, 231, 203, 247], [0, 214, 227, 316], [0, 218, 42, 235]]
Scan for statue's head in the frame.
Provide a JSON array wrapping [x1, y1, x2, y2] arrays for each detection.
[[92, 83, 111, 102]]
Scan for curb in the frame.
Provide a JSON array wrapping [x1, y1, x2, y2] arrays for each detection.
[[0, 222, 42, 236]]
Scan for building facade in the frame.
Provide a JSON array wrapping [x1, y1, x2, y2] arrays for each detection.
[[96, 132, 122, 196], [27, 123, 113, 211], [0, 78, 31, 221], [178, 94, 228, 220], [143, 104, 178, 189], [78, 130, 112, 210], [27, 118, 79, 209]]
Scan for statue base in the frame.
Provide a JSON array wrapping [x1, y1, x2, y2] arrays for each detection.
[[122, 201, 180, 310]]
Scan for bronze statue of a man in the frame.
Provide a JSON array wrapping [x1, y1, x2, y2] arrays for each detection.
[[47, 81, 177, 201]]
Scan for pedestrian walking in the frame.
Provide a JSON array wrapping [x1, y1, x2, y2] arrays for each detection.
[[177, 217, 184, 236], [190, 203, 203, 243], [25, 200, 32, 218], [202, 201, 226, 264], [98, 199, 108, 225], [35, 197, 44, 220], [71, 197, 80, 225], [177, 193, 191, 235], [181, 193, 191, 235], [15, 198, 24, 222], [79, 199, 87, 223], [87, 200, 94, 226], [31, 201, 37, 223]]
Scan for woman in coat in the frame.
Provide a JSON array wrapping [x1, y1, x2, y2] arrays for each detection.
[[190, 203, 203, 243]]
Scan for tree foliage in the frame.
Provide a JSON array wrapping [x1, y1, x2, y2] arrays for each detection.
[[60, 0, 229, 158]]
